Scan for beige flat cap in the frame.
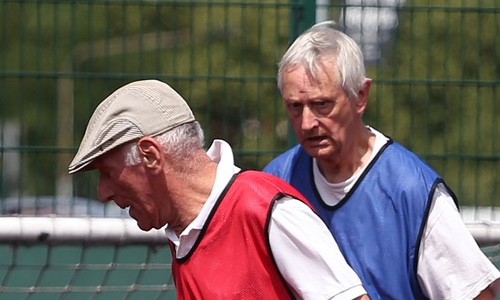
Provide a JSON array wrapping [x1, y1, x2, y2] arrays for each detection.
[[68, 79, 195, 174]]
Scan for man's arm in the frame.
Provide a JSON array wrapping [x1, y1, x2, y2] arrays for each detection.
[[474, 284, 498, 300], [269, 197, 369, 300], [418, 184, 500, 299]]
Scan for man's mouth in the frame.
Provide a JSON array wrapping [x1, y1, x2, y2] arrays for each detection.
[[304, 135, 326, 143]]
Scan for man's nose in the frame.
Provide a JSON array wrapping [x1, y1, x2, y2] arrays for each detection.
[[97, 179, 114, 203], [301, 106, 318, 130]]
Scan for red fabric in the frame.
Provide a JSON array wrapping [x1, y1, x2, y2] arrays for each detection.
[[170, 171, 311, 300]]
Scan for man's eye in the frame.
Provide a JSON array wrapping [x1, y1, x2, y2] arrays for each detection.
[[316, 101, 327, 107], [314, 101, 334, 114]]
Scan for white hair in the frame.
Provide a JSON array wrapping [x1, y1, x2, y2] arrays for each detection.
[[277, 20, 367, 99], [123, 121, 205, 166]]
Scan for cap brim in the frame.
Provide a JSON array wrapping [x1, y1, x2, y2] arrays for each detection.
[[68, 159, 96, 174]]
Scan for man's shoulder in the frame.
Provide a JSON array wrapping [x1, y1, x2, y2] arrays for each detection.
[[263, 145, 309, 179], [265, 144, 305, 165], [382, 140, 433, 168], [375, 140, 441, 187]]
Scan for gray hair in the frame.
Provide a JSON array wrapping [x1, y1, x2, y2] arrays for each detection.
[[277, 21, 367, 99], [123, 121, 205, 166]]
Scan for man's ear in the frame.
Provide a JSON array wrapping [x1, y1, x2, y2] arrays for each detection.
[[356, 78, 372, 114], [137, 137, 163, 174]]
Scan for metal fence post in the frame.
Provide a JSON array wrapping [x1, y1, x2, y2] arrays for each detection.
[[287, 0, 316, 148]]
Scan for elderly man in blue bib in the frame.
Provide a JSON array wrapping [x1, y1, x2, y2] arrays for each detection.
[[264, 21, 500, 300]]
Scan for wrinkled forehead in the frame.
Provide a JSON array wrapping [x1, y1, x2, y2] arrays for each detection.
[[282, 60, 340, 88]]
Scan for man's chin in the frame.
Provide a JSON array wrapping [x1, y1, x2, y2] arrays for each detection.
[[131, 213, 153, 231], [136, 221, 153, 232], [303, 145, 332, 159]]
